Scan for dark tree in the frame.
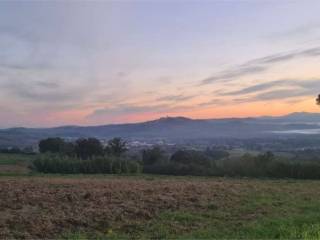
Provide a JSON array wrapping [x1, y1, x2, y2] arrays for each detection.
[[142, 146, 165, 165], [317, 94, 320, 105], [39, 138, 66, 154], [0, 147, 22, 154], [75, 138, 104, 159], [105, 137, 127, 157], [205, 147, 229, 160], [255, 151, 274, 167], [170, 150, 212, 167], [61, 142, 76, 157]]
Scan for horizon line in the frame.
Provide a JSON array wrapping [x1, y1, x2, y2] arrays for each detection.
[[1, 111, 318, 130]]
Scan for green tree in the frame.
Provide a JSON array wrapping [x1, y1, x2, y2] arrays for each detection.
[[255, 151, 274, 167], [170, 150, 212, 167], [61, 142, 76, 157], [105, 137, 127, 157], [39, 138, 66, 154], [205, 147, 229, 160], [75, 138, 104, 159], [142, 146, 165, 165]]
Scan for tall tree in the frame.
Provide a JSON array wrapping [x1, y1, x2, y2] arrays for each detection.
[[75, 138, 104, 159], [106, 137, 127, 157], [142, 146, 165, 165], [39, 138, 65, 154]]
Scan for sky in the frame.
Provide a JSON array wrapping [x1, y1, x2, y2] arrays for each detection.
[[0, 0, 320, 127]]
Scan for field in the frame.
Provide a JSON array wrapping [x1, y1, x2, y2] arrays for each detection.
[[0, 153, 34, 175], [2, 175, 320, 239]]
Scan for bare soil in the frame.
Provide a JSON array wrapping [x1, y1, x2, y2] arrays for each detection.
[[0, 164, 30, 174], [0, 176, 319, 239]]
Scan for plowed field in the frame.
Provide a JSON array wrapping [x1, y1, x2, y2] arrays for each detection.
[[1, 176, 320, 239]]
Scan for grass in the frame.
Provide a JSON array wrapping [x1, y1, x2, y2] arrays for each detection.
[[63, 204, 320, 239], [0, 153, 35, 175], [0, 153, 35, 165], [2, 152, 320, 239], [54, 178, 320, 240], [125, 197, 320, 239]]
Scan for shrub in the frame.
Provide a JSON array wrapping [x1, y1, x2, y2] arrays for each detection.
[[143, 149, 218, 176], [170, 150, 213, 167], [32, 154, 141, 174], [142, 146, 167, 166], [220, 152, 320, 179]]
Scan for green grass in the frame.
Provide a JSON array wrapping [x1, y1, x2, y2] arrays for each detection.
[[63, 208, 320, 240], [0, 153, 35, 175], [0, 153, 35, 165], [2, 153, 320, 239], [58, 179, 320, 239], [131, 192, 320, 239]]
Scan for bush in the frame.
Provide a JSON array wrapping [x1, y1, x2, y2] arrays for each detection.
[[219, 152, 320, 179], [35, 136, 320, 179], [142, 146, 167, 166], [32, 154, 141, 174], [143, 149, 218, 176], [205, 148, 229, 160], [171, 150, 213, 167]]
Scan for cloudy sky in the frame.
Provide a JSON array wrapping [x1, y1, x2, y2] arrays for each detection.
[[1, 1, 320, 127]]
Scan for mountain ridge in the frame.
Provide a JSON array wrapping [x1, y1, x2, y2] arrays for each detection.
[[3, 112, 320, 130], [1, 112, 320, 147]]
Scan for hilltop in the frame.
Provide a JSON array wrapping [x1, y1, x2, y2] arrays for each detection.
[[1, 112, 320, 147]]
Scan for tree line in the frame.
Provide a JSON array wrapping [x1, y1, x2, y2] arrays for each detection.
[[33, 137, 320, 179], [34, 137, 230, 175], [34, 137, 135, 174], [38, 137, 127, 159]]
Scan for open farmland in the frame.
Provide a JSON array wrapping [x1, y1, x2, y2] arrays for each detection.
[[1, 175, 320, 239], [0, 153, 34, 175]]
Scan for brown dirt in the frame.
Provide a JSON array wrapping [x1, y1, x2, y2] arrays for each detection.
[[0, 176, 252, 239], [0, 176, 316, 239], [0, 164, 30, 174]]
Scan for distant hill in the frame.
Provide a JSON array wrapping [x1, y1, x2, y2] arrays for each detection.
[[1, 112, 320, 147], [259, 112, 320, 122]]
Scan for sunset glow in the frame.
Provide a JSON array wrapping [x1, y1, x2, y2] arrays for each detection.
[[1, 1, 320, 127]]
